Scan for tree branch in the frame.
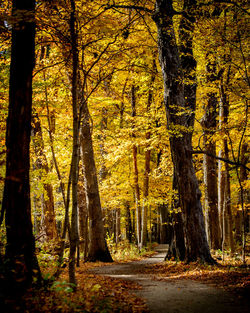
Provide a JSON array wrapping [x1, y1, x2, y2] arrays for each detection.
[[106, 4, 153, 14], [191, 149, 250, 171], [199, 0, 250, 16]]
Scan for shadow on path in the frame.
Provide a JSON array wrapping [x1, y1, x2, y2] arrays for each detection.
[[90, 245, 249, 313]]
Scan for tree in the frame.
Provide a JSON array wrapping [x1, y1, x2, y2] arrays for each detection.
[[142, 57, 157, 247], [131, 84, 142, 248], [80, 103, 113, 262], [1, 0, 40, 289], [68, 0, 80, 286], [31, 113, 58, 240], [201, 59, 221, 250], [166, 172, 185, 261], [154, 0, 214, 263]]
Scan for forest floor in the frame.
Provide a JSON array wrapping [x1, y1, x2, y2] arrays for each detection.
[[89, 244, 250, 313], [2, 244, 250, 312]]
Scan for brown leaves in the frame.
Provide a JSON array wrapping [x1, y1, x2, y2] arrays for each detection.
[[144, 259, 250, 298], [22, 261, 148, 312]]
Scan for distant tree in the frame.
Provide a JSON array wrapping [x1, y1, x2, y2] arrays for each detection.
[[31, 113, 58, 240], [201, 58, 221, 250]]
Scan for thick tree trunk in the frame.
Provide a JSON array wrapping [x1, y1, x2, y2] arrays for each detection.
[[2, 0, 40, 289], [166, 173, 185, 261], [154, 0, 214, 263], [80, 105, 112, 262], [166, 211, 185, 261], [32, 113, 58, 240], [159, 204, 170, 244]]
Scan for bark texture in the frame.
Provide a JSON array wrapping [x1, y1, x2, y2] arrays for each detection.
[[2, 0, 40, 288], [80, 105, 112, 262], [166, 173, 185, 261], [68, 0, 80, 286], [154, 0, 214, 263], [201, 86, 220, 250]]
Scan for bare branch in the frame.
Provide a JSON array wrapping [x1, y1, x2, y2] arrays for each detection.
[[199, 0, 250, 16], [191, 149, 250, 171], [106, 4, 153, 14]]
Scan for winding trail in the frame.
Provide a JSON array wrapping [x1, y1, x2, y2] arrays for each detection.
[[90, 245, 249, 313]]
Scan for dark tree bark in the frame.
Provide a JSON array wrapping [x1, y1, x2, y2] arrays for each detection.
[[234, 142, 249, 260], [125, 202, 133, 243], [68, 0, 80, 286], [154, 0, 214, 263], [99, 107, 108, 181], [80, 105, 113, 262], [223, 143, 234, 255], [219, 73, 234, 256], [131, 85, 142, 248], [142, 57, 157, 247], [2, 0, 40, 289], [115, 208, 121, 244], [159, 204, 171, 244], [166, 172, 185, 261], [78, 173, 88, 256], [201, 61, 220, 250]]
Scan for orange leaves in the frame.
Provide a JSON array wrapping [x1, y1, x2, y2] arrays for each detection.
[[144, 258, 250, 297], [22, 260, 148, 312]]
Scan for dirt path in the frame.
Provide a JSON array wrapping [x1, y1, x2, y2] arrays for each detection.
[[90, 245, 249, 313]]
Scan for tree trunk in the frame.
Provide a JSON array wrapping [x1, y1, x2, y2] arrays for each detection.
[[141, 58, 157, 247], [68, 0, 80, 287], [159, 204, 170, 244], [131, 85, 142, 248], [78, 173, 88, 255], [99, 107, 108, 181], [32, 113, 58, 240], [2, 0, 40, 289], [154, 0, 214, 263], [237, 141, 249, 262], [218, 154, 225, 244], [115, 208, 121, 244], [132, 208, 136, 242], [125, 202, 132, 243], [166, 172, 185, 261], [219, 74, 234, 256], [201, 81, 220, 250], [80, 105, 112, 262], [223, 140, 235, 254]]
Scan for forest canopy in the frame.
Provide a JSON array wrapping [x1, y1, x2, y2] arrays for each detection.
[[0, 0, 249, 291]]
